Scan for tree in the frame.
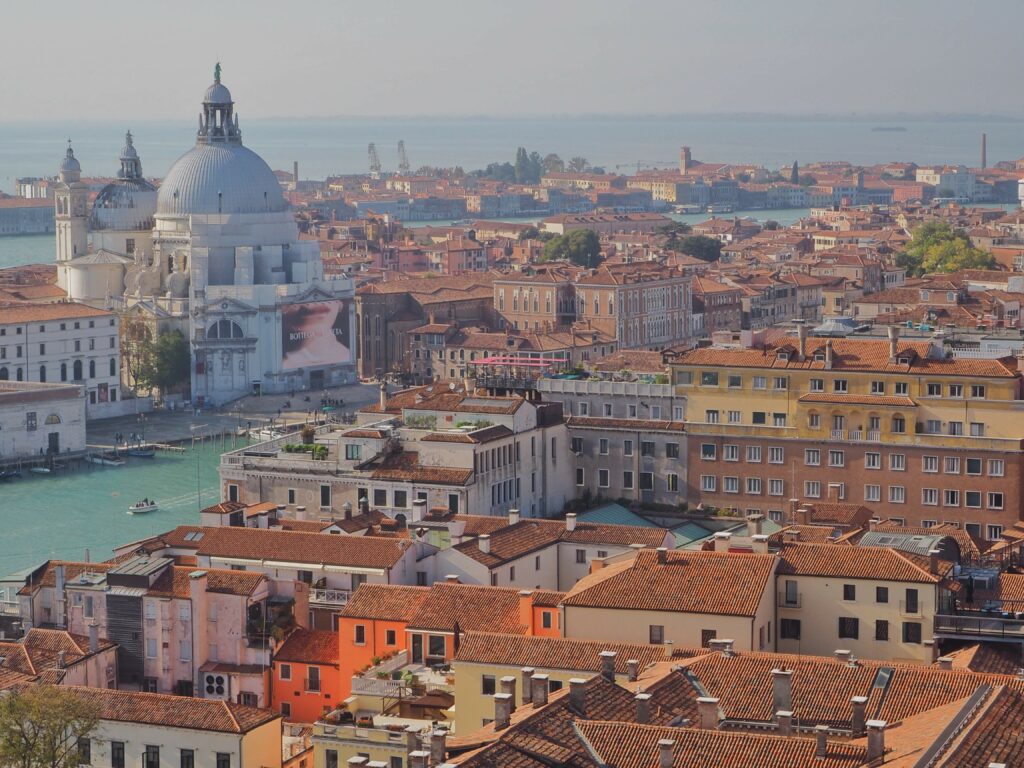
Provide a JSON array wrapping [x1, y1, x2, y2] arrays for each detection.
[[120, 316, 153, 390], [542, 153, 565, 174], [541, 229, 602, 268], [790, 161, 799, 185], [677, 235, 723, 262], [567, 156, 590, 173], [0, 685, 99, 768], [135, 329, 190, 394], [896, 221, 996, 276], [656, 221, 692, 251], [764, 220, 780, 231]]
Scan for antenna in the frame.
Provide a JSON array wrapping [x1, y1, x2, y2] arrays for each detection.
[[398, 140, 410, 175]]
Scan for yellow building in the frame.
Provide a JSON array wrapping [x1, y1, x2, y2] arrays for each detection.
[[669, 325, 1024, 535]]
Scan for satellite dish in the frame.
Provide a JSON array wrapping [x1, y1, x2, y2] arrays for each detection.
[[449, 382, 456, 391]]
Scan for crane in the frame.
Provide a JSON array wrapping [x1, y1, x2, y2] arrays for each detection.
[[397, 140, 410, 175], [368, 143, 381, 179]]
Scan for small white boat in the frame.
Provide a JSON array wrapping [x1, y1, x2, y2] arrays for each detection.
[[127, 500, 158, 515], [29, 467, 52, 475]]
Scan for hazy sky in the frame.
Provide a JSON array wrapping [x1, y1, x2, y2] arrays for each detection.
[[4, 0, 1023, 121]]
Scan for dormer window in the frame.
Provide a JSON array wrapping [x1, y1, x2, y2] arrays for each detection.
[[777, 351, 790, 361], [813, 352, 825, 362], [897, 356, 911, 365]]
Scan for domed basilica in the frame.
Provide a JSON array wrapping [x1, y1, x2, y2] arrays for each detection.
[[54, 65, 356, 404]]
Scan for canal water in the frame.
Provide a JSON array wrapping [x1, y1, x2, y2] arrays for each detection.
[[0, 442, 226, 576]]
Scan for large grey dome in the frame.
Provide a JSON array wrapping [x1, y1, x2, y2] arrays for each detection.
[[156, 143, 288, 217]]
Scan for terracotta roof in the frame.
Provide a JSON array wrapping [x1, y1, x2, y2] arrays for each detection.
[[146, 566, 266, 599], [562, 549, 776, 617], [18, 561, 114, 596], [0, 301, 113, 324], [453, 631, 686, 674], [68, 686, 279, 733], [449, 514, 511, 536], [945, 644, 1024, 676], [157, 526, 410, 570], [575, 721, 869, 768], [936, 684, 1024, 766], [0, 629, 116, 678], [421, 425, 514, 444], [590, 349, 668, 374], [407, 583, 541, 634], [274, 629, 339, 667], [995, 573, 1024, 604], [368, 451, 473, 485], [340, 584, 430, 622], [800, 502, 875, 527], [778, 543, 941, 583]]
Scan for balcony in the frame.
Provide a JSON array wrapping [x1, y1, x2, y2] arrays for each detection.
[[310, 588, 351, 607], [830, 429, 846, 440], [777, 591, 801, 609], [935, 600, 1024, 642]]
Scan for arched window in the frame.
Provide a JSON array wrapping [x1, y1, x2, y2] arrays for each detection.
[[0, 367, 7, 381], [60, 363, 67, 382], [44, 414, 61, 425], [38, 365, 46, 383], [207, 319, 243, 339], [109, 358, 116, 377], [73, 360, 83, 380], [16, 368, 23, 381], [89, 360, 96, 379]]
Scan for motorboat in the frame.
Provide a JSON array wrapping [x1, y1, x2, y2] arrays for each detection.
[[29, 467, 52, 475], [0, 469, 21, 482], [87, 452, 126, 467], [127, 446, 156, 458], [127, 499, 158, 515]]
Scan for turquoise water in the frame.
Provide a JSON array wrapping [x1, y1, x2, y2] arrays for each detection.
[[0, 443, 226, 576]]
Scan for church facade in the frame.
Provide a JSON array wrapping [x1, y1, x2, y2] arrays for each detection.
[[54, 66, 356, 405]]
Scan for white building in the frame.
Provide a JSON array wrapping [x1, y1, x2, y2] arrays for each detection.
[[0, 380, 85, 460], [916, 165, 976, 200], [0, 303, 121, 417], [55, 65, 357, 405]]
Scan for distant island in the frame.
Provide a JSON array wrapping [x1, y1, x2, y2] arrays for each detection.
[[871, 126, 908, 132]]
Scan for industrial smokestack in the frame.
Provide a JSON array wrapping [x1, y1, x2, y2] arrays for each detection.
[[982, 133, 987, 170], [293, 161, 299, 184]]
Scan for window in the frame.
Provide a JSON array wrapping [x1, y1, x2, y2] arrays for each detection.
[[345, 444, 361, 460], [752, 376, 767, 390], [925, 419, 941, 435], [727, 374, 742, 388], [773, 413, 787, 427], [324, 751, 337, 768], [843, 584, 856, 601], [988, 492, 1004, 510], [970, 385, 986, 399], [922, 488, 939, 506], [966, 458, 982, 475], [875, 620, 889, 641], [603, 403, 613, 417], [865, 452, 881, 470], [902, 622, 922, 644], [768, 447, 784, 464], [838, 617, 859, 639], [949, 384, 963, 397], [622, 471, 634, 489], [666, 443, 680, 459], [180, 750, 194, 768], [146, 638, 157, 658], [768, 479, 784, 496], [724, 476, 740, 494], [599, 438, 609, 455], [705, 410, 719, 423], [889, 453, 906, 471], [808, 412, 820, 429], [728, 410, 741, 424], [989, 459, 1005, 476], [773, 377, 788, 390], [987, 525, 1004, 541], [905, 588, 919, 614], [78, 738, 91, 765], [828, 450, 845, 467], [923, 455, 939, 473], [970, 422, 985, 437], [944, 489, 960, 507], [965, 491, 982, 508], [571, 437, 584, 454], [926, 382, 942, 397], [805, 449, 820, 466], [111, 742, 125, 768], [354, 625, 366, 645], [870, 380, 885, 394], [809, 378, 824, 392], [780, 619, 801, 640], [700, 371, 719, 386], [700, 475, 716, 492], [623, 439, 634, 456], [752, 411, 767, 425], [746, 477, 762, 495], [320, 485, 331, 507], [876, 587, 889, 604], [542, 611, 553, 629], [946, 421, 963, 436], [892, 416, 906, 433], [701, 444, 716, 460], [723, 445, 739, 461], [575, 468, 585, 486], [864, 484, 881, 502], [833, 379, 848, 393], [180, 640, 192, 661], [641, 441, 655, 457], [216, 754, 230, 768], [578, 402, 589, 416], [481, 675, 497, 695], [895, 381, 908, 395], [805, 481, 821, 498], [889, 486, 906, 503], [143, 747, 159, 768], [598, 469, 609, 488], [667, 473, 680, 492], [373, 489, 387, 507], [649, 625, 664, 644]]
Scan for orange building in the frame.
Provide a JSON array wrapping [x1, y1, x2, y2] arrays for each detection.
[[271, 629, 341, 723]]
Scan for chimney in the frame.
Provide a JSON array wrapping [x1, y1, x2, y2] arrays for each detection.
[[982, 132, 988, 169], [568, 678, 587, 715], [500, 676, 517, 711], [656, 547, 668, 564], [713, 532, 732, 553], [531, 674, 549, 707], [493, 692, 513, 730], [508, 508, 520, 526], [696, 697, 719, 730], [518, 590, 535, 635], [635, 693, 652, 724], [88, 622, 99, 653], [928, 549, 942, 575], [815, 725, 829, 758], [868, 516, 880, 531], [824, 338, 833, 370], [851, 695, 868, 737], [746, 513, 764, 537], [411, 498, 427, 522], [776, 710, 793, 737], [56, 650, 67, 669], [478, 534, 491, 554], [358, 495, 369, 515], [293, 161, 299, 184], [626, 659, 640, 682], [936, 656, 954, 671], [599, 650, 617, 682], [771, 669, 793, 713], [408, 752, 429, 768], [429, 730, 446, 765], [887, 325, 899, 363], [708, 639, 735, 658], [296, 505, 307, 520], [379, 381, 388, 410], [657, 739, 675, 768], [795, 319, 807, 361], [346, 758, 367, 766], [565, 513, 577, 532], [521, 667, 535, 706], [834, 649, 852, 664], [751, 534, 769, 554], [866, 720, 887, 761], [445, 574, 460, 584]]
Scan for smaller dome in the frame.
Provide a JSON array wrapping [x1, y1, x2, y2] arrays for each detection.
[[60, 145, 81, 174], [204, 81, 233, 105]]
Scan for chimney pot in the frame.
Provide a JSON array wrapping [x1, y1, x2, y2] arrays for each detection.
[[657, 739, 675, 768], [508, 508, 520, 526], [776, 710, 794, 737], [478, 534, 491, 554], [834, 649, 852, 663], [815, 725, 829, 758], [429, 729, 446, 765], [565, 513, 577, 532], [635, 693, 652, 724], [408, 751, 429, 768], [866, 720, 887, 760], [771, 668, 793, 714], [626, 659, 640, 682], [751, 534, 769, 554], [521, 667, 535, 705], [851, 695, 868, 737], [696, 697, 719, 730], [493, 692, 513, 730], [656, 547, 668, 564], [713, 532, 732, 552], [568, 678, 587, 714], [531, 674, 549, 707], [937, 656, 954, 670], [599, 650, 617, 682]]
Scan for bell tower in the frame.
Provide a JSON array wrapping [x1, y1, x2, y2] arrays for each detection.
[[55, 141, 88, 290]]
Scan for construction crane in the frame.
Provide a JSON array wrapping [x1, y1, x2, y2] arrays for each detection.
[[397, 140, 410, 175], [368, 143, 381, 179]]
